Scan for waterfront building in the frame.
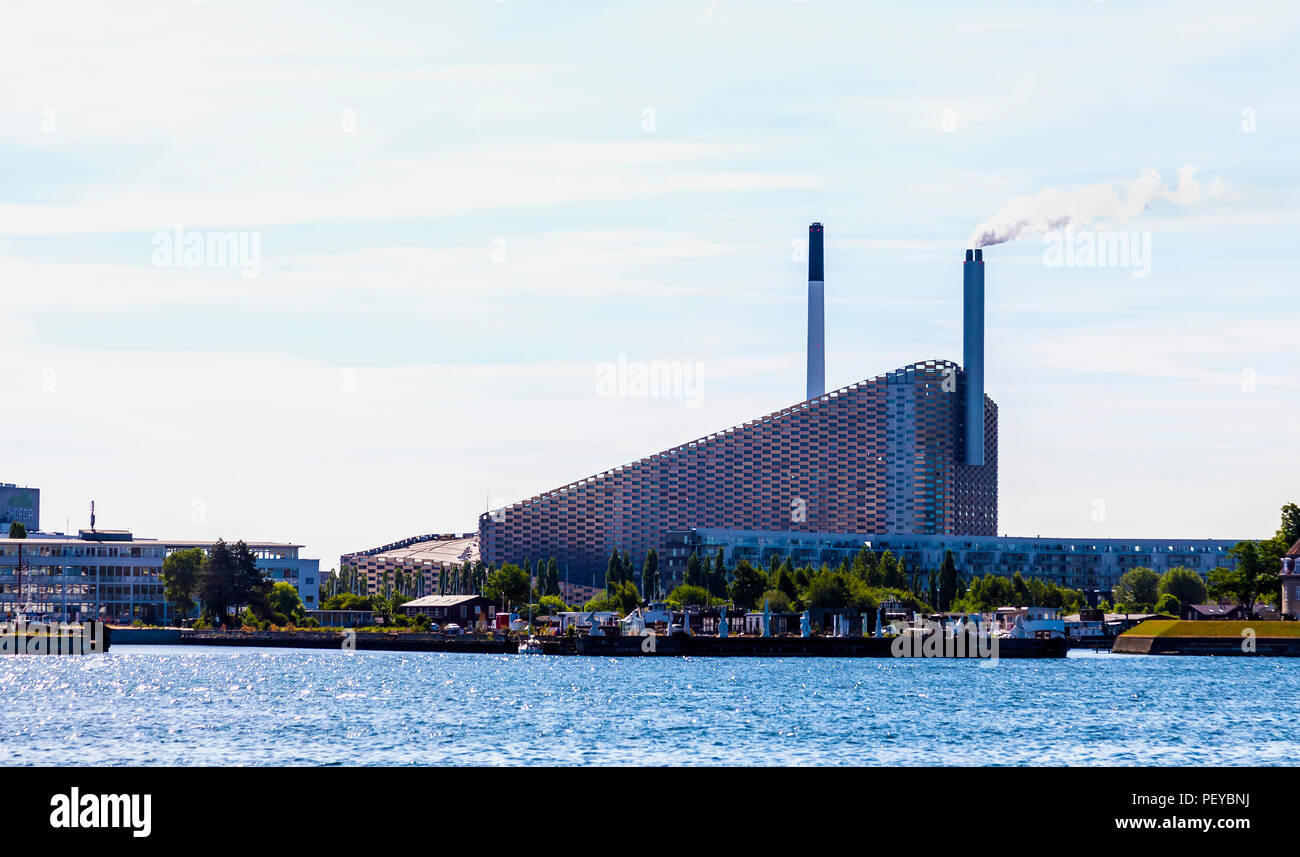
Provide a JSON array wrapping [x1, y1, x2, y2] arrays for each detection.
[[399, 594, 493, 625], [0, 529, 320, 624], [480, 359, 998, 581], [307, 608, 376, 628], [340, 533, 478, 599], [667, 527, 1242, 597], [1184, 603, 1249, 620], [341, 534, 606, 606]]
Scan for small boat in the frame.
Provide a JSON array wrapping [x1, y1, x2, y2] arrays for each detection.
[[992, 607, 1066, 640]]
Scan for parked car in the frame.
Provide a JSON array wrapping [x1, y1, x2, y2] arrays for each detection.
[[444, 623, 462, 635]]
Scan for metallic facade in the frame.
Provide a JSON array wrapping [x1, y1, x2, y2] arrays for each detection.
[[479, 359, 998, 582]]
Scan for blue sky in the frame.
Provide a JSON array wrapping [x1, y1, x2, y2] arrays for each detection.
[[3, 0, 1298, 570]]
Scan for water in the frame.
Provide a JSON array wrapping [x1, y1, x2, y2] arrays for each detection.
[[3, 645, 1297, 765]]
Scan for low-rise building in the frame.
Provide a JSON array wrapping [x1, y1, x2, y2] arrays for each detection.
[[307, 609, 377, 628], [1184, 603, 1249, 621], [399, 594, 493, 626], [0, 529, 320, 624]]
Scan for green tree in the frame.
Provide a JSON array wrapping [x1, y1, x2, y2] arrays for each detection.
[[711, 548, 728, 598], [685, 551, 702, 589], [1280, 502, 1300, 547], [1112, 567, 1160, 612], [197, 539, 238, 625], [484, 563, 531, 608], [848, 579, 879, 613], [160, 546, 204, 620], [1158, 566, 1207, 608], [1254, 503, 1299, 602], [880, 551, 907, 589], [537, 594, 567, 615], [804, 569, 852, 607], [7, 522, 26, 539], [1154, 593, 1181, 617], [545, 557, 560, 597], [666, 584, 711, 608], [760, 589, 794, 612], [1011, 571, 1031, 605], [775, 562, 798, 602], [613, 580, 640, 613], [232, 541, 272, 620], [642, 549, 660, 600], [955, 574, 1014, 612], [1209, 541, 1276, 613], [268, 581, 306, 624], [728, 560, 767, 610], [850, 546, 876, 582], [605, 548, 621, 593], [322, 592, 374, 611], [937, 550, 959, 612]]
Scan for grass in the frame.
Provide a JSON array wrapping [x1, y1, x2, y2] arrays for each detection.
[[1124, 619, 1300, 638]]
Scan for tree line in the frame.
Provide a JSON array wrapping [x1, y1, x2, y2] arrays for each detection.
[[160, 539, 306, 628], [311, 499, 1298, 624], [1106, 502, 1299, 616]]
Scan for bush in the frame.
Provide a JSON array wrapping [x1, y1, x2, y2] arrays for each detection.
[[322, 592, 375, 611], [665, 584, 712, 608], [1158, 567, 1207, 608], [1113, 567, 1160, 613], [759, 589, 793, 612], [1154, 593, 1181, 617], [538, 595, 568, 615]]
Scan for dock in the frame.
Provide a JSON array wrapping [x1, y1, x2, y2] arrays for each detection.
[[576, 633, 1069, 658]]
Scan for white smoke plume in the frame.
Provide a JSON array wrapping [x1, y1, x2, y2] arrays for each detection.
[[967, 167, 1229, 248]]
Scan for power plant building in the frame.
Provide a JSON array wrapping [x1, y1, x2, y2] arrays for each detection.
[[478, 228, 999, 583], [480, 359, 997, 582], [354, 224, 1242, 596]]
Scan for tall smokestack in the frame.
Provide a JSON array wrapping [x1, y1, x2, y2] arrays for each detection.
[[807, 222, 825, 400], [963, 248, 985, 466]]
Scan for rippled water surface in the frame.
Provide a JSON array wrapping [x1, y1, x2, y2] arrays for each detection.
[[3, 646, 1297, 765]]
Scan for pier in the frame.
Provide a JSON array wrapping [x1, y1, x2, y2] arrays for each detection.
[[577, 633, 1068, 658]]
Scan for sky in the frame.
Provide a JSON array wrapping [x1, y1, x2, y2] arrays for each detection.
[[3, 0, 1298, 571]]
